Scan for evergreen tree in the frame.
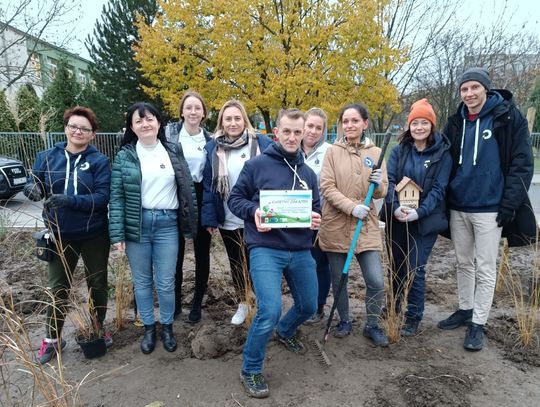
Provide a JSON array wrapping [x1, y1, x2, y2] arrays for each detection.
[[528, 75, 540, 133], [16, 84, 41, 132], [85, 0, 160, 131], [79, 83, 124, 132], [41, 59, 81, 131], [0, 91, 17, 131]]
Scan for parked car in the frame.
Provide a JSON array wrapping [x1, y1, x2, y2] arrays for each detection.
[[0, 156, 28, 200]]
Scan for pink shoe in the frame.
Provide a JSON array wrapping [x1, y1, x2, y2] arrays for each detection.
[[37, 338, 66, 364]]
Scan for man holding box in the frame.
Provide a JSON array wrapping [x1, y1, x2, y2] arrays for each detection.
[[228, 108, 321, 398]]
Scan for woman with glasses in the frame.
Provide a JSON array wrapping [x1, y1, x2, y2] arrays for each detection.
[[109, 102, 196, 355], [201, 99, 272, 325], [23, 106, 112, 364], [165, 90, 213, 323]]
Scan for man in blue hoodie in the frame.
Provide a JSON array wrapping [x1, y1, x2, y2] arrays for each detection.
[[438, 67, 534, 351], [228, 108, 321, 398]]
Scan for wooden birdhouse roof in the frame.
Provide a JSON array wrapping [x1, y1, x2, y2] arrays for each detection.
[[395, 176, 423, 193]]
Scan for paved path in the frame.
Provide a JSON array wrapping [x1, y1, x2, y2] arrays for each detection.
[[0, 192, 43, 229]]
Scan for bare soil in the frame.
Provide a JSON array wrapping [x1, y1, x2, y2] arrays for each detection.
[[1, 231, 539, 406]]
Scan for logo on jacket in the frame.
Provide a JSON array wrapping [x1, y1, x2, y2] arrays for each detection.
[[482, 129, 492, 140], [364, 157, 374, 168], [80, 162, 90, 171], [424, 159, 431, 168]]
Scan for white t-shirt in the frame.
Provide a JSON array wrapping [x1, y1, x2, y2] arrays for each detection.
[[178, 126, 207, 182], [136, 140, 178, 210], [220, 144, 251, 230]]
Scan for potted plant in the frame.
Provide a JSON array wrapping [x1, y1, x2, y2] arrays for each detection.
[[70, 292, 107, 359]]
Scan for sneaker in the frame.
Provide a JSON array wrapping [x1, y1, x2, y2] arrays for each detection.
[[240, 371, 269, 398], [37, 338, 67, 364], [463, 323, 484, 351], [231, 303, 248, 325], [304, 310, 325, 325], [400, 317, 420, 337], [275, 332, 306, 354], [363, 324, 389, 347], [437, 309, 472, 330], [102, 331, 113, 348], [333, 320, 352, 338]]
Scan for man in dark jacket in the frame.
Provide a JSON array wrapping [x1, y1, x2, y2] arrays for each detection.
[[228, 109, 321, 398], [438, 67, 535, 351]]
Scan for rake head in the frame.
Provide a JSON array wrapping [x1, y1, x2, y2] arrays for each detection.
[[311, 339, 331, 367]]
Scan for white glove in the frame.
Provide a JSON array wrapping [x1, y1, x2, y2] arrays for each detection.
[[403, 208, 419, 222], [352, 204, 370, 220], [368, 168, 383, 186], [394, 206, 406, 221]]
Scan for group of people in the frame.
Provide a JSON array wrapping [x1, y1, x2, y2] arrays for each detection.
[[23, 67, 534, 399]]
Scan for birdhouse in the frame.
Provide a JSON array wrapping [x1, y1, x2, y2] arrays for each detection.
[[395, 176, 423, 209]]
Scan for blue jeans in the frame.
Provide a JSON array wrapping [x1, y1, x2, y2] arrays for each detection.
[[327, 250, 385, 326], [242, 247, 317, 374], [126, 209, 179, 325], [388, 221, 437, 321]]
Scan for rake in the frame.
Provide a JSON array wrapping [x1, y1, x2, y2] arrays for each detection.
[[313, 132, 392, 367]]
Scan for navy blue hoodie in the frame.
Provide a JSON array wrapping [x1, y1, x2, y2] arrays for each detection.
[[227, 142, 320, 251], [385, 132, 452, 235], [447, 91, 505, 212], [30, 142, 110, 240]]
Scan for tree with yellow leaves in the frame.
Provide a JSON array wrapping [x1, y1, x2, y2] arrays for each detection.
[[136, 0, 404, 132]]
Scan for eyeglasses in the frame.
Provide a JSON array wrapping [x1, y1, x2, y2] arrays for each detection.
[[66, 123, 93, 135]]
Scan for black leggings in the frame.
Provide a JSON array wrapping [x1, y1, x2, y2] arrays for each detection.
[[175, 182, 212, 308], [219, 228, 251, 302]]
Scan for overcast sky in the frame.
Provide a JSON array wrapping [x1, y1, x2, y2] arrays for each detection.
[[1, 0, 539, 61]]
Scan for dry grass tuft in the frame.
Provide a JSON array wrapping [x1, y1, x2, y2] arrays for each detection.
[[109, 255, 132, 331], [500, 236, 540, 348], [381, 223, 415, 344], [0, 292, 80, 406]]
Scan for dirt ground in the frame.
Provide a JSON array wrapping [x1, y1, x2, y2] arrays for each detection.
[[1, 230, 539, 407]]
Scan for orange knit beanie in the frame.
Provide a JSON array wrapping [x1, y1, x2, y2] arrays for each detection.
[[407, 98, 436, 127]]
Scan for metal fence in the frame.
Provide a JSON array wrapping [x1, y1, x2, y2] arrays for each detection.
[[1, 131, 539, 170], [0, 132, 122, 169]]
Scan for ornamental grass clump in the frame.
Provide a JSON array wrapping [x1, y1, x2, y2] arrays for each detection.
[[500, 236, 540, 348]]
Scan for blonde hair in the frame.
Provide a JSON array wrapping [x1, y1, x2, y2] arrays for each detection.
[[214, 99, 256, 137], [304, 107, 327, 133]]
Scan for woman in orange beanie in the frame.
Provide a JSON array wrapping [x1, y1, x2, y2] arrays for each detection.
[[382, 98, 452, 336]]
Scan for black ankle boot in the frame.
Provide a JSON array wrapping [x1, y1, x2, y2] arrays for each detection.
[[160, 324, 177, 352], [188, 293, 204, 324], [188, 305, 202, 323], [141, 324, 156, 354]]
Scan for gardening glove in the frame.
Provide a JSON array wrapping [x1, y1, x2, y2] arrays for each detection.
[[44, 194, 72, 210], [403, 208, 419, 222], [368, 168, 383, 186], [496, 210, 514, 228], [352, 204, 370, 220], [23, 182, 42, 201], [394, 206, 407, 221]]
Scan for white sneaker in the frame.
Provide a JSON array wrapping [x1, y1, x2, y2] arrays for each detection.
[[231, 303, 249, 325]]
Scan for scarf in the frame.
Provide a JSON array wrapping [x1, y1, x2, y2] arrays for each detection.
[[212, 130, 259, 199]]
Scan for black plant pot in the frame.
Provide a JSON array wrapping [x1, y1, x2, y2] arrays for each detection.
[[76, 335, 107, 359]]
